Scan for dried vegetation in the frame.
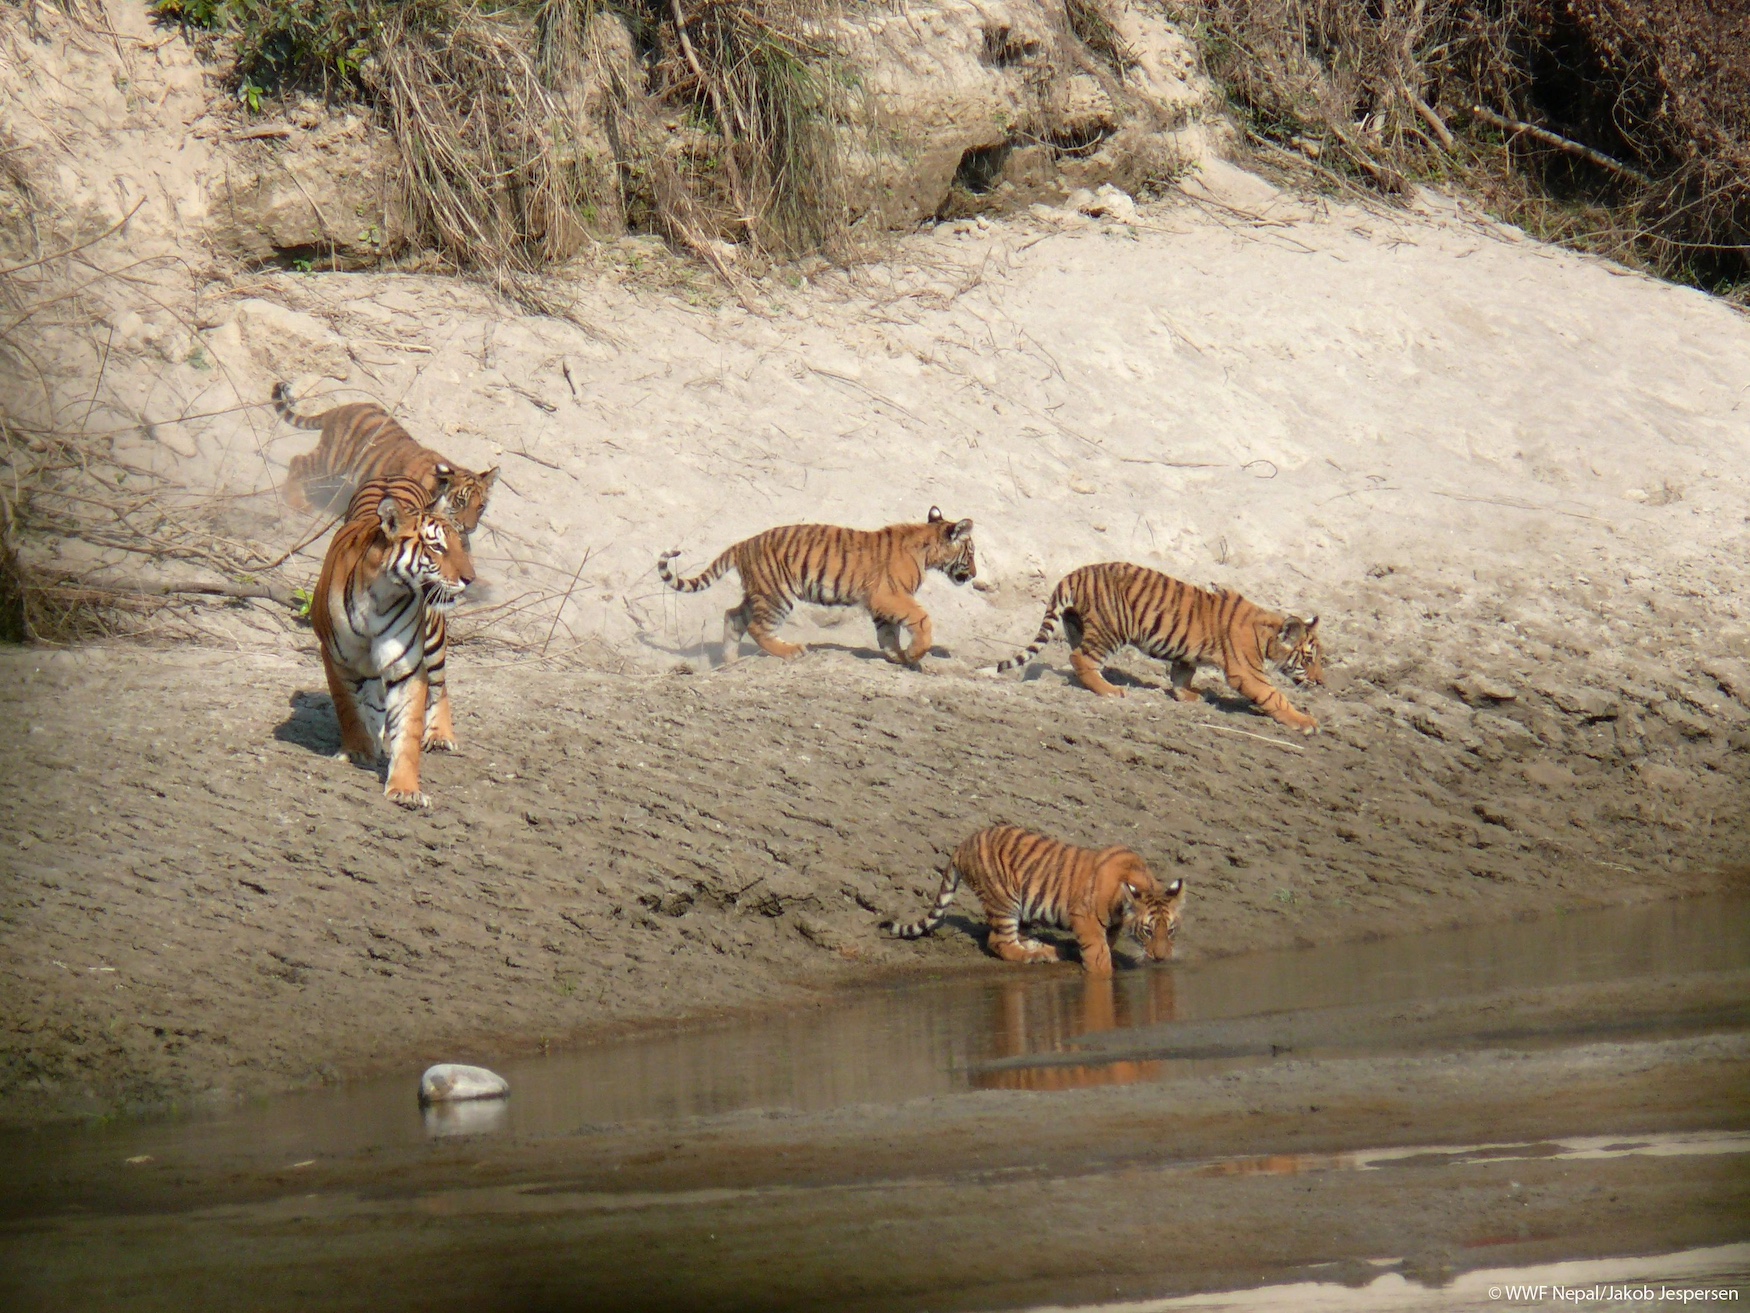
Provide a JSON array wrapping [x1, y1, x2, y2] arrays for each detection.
[[1176, 0, 1749, 295]]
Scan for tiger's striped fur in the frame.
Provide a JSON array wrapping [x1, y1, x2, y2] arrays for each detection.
[[275, 382, 499, 540], [656, 507, 976, 666], [312, 475, 475, 808], [885, 824, 1185, 977], [996, 562, 1324, 734]]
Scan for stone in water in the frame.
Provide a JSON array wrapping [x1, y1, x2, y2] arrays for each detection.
[[419, 1063, 509, 1105]]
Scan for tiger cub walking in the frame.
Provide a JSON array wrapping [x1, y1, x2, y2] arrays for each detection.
[[657, 507, 976, 667], [886, 825, 1184, 977], [997, 562, 1324, 733], [274, 383, 499, 540], [311, 475, 474, 808]]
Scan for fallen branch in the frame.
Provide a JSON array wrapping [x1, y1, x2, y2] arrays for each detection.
[[1468, 105, 1652, 187], [1196, 722, 1308, 753]]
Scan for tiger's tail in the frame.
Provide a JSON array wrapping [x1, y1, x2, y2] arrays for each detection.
[[272, 381, 326, 430], [657, 547, 735, 593], [994, 576, 1074, 672], [884, 859, 962, 939]]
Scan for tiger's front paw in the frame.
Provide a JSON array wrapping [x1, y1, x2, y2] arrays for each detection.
[[423, 733, 458, 753], [386, 787, 431, 809], [338, 747, 379, 769]]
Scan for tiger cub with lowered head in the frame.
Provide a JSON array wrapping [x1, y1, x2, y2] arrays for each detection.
[[996, 561, 1324, 733], [274, 383, 499, 541], [885, 824, 1184, 977], [657, 507, 975, 666], [311, 474, 474, 808]]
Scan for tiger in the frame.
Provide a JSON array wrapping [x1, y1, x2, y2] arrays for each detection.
[[274, 382, 499, 541], [656, 507, 976, 667], [884, 824, 1185, 977], [311, 474, 475, 808], [995, 561, 1324, 734]]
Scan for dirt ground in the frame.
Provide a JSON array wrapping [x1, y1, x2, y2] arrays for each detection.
[[3, 628, 1746, 1126]]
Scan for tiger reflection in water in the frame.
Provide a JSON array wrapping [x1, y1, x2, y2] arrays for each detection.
[[972, 970, 1177, 1093]]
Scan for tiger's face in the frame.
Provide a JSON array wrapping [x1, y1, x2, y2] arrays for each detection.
[[1124, 875, 1185, 962], [432, 462, 499, 540], [1272, 615, 1324, 686], [924, 506, 976, 584], [379, 497, 475, 613]]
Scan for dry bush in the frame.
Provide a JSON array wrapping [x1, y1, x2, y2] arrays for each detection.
[[1176, 0, 1749, 294], [153, 0, 855, 280], [0, 111, 302, 644]]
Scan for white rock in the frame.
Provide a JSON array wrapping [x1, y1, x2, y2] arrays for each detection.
[[418, 1063, 509, 1105]]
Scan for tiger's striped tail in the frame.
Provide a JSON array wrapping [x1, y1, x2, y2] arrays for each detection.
[[994, 577, 1073, 672], [884, 861, 962, 939], [272, 381, 324, 430], [656, 547, 735, 593]]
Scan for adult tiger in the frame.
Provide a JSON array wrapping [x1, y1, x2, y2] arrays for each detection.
[[885, 824, 1184, 977], [311, 474, 474, 808], [274, 382, 499, 541], [995, 561, 1324, 733], [656, 507, 976, 667]]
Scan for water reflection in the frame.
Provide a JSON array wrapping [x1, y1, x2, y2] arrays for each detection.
[[973, 972, 1178, 1091]]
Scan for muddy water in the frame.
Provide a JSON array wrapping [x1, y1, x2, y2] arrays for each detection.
[[13, 894, 1749, 1177]]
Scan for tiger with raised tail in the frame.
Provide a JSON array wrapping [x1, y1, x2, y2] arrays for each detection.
[[656, 507, 976, 667], [995, 562, 1324, 733], [274, 382, 499, 540], [311, 474, 474, 808], [885, 824, 1185, 977]]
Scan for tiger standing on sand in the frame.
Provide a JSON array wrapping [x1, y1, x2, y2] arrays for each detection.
[[995, 561, 1324, 734], [274, 383, 499, 542], [311, 474, 474, 808], [656, 507, 976, 667], [885, 824, 1185, 977]]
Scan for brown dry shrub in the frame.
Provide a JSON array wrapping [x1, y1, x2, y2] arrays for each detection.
[[1178, 0, 1749, 293]]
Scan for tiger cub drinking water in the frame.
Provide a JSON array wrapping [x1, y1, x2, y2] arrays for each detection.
[[656, 507, 976, 667], [311, 475, 474, 808], [885, 824, 1185, 977], [274, 382, 498, 541], [996, 561, 1324, 733]]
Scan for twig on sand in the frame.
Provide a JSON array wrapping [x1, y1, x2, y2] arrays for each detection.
[[254, 514, 341, 571], [543, 547, 592, 658], [1197, 722, 1307, 753]]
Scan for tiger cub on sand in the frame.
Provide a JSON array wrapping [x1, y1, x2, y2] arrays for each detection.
[[274, 382, 498, 540], [885, 824, 1185, 977], [656, 508, 976, 667], [996, 561, 1324, 734], [311, 475, 474, 808]]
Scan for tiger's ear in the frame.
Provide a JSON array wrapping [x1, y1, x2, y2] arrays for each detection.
[[478, 465, 500, 490], [377, 497, 402, 536], [1307, 615, 1320, 634], [1165, 878, 1184, 896], [1123, 881, 1140, 898], [949, 518, 973, 541], [1280, 616, 1306, 644], [430, 461, 455, 502], [927, 506, 944, 523]]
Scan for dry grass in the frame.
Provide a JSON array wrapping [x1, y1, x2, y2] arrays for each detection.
[[1175, 0, 1749, 296]]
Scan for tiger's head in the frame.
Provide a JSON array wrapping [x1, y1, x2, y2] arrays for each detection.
[[1271, 614, 1324, 686], [377, 495, 475, 613], [924, 506, 976, 584], [1122, 871, 1186, 962], [432, 462, 499, 542]]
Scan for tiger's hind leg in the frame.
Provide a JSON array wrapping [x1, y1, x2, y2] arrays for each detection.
[[745, 597, 803, 660], [1069, 646, 1126, 698], [1168, 659, 1201, 703], [382, 670, 431, 808], [720, 599, 752, 665], [985, 904, 1061, 965]]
